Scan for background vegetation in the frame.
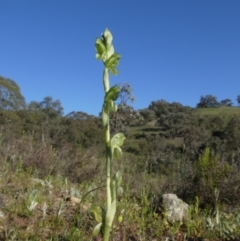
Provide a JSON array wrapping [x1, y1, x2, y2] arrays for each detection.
[[0, 75, 240, 240]]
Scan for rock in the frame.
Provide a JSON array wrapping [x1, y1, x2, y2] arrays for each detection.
[[162, 193, 188, 223], [66, 196, 81, 204], [66, 196, 92, 212]]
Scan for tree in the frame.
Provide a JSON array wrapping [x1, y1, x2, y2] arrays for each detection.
[[66, 111, 92, 120], [39, 96, 63, 117], [224, 116, 240, 151], [157, 112, 190, 138], [0, 76, 26, 110], [117, 83, 135, 105], [27, 97, 64, 144], [220, 99, 233, 107], [139, 108, 156, 122], [237, 95, 240, 106], [196, 95, 219, 108], [110, 104, 143, 133], [109, 83, 142, 133], [149, 99, 170, 117], [64, 111, 102, 148]]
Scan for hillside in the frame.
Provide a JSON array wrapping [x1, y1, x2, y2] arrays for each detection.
[[0, 96, 240, 239], [193, 106, 240, 117]]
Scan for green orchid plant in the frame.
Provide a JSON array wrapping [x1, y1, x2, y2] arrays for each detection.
[[92, 29, 125, 241]]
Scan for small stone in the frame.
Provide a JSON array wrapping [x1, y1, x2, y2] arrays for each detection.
[[162, 193, 188, 223], [66, 196, 81, 204], [66, 196, 91, 212]]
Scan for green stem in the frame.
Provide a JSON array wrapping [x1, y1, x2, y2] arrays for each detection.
[[103, 68, 109, 92], [102, 67, 112, 240], [103, 224, 111, 241], [106, 149, 111, 208]]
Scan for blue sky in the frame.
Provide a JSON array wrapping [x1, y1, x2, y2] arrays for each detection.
[[0, 1, 240, 116]]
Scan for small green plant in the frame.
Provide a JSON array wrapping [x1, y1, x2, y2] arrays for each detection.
[[92, 29, 125, 241], [205, 188, 239, 239], [186, 196, 205, 238]]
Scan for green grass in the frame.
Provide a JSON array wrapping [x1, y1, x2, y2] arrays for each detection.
[[127, 120, 161, 137], [129, 106, 240, 138], [0, 108, 240, 240], [193, 106, 240, 116], [0, 152, 240, 240]]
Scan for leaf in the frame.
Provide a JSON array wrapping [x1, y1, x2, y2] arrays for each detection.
[[103, 28, 113, 47], [113, 146, 122, 158], [96, 29, 115, 61], [109, 66, 118, 76], [110, 133, 125, 159], [103, 100, 115, 114], [91, 206, 103, 223], [95, 38, 106, 61], [107, 45, 114, 59], [104, 53, 121, 68], [111, 133, 125, 148], [103, 85, 121, 114], [111, 102, 118, 112], [117, 186, 124, 196], [105, 85, 121, 102], [105, 199, 117, 227], [114, 170, 122, 186], [114, 171, 123, 196], [92, 222, 102, 236]]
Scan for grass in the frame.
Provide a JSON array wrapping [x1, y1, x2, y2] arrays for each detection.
[[130, 107, 240, 133], [0, 153, 240, 240], [194, 106, 240, 116], [0, 164, 96, 240], [0, 126, 240, 240]]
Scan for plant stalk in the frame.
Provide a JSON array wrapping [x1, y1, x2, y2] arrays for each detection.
[[94, 29, 124, 241], [103, 67, 112, 239]]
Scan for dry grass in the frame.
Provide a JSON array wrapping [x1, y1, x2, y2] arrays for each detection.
[[0, 134, 240, 240]]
